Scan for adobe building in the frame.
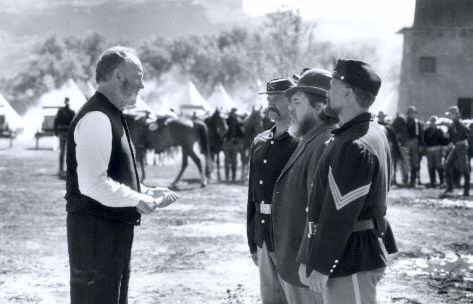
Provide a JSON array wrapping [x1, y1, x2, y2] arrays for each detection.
[[398, 0, 473, 119]]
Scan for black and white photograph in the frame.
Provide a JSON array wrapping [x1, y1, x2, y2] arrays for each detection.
[[0, 0, 472, 303]]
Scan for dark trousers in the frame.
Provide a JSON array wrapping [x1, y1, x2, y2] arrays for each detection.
[[58, 133, 67, 172], [445, 143, 471, 195], [67, 212, 134, 304]]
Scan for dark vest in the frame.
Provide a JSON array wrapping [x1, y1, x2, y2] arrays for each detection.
[[65, 92, 141, 226]]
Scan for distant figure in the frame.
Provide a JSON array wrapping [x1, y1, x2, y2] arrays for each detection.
[[223, 108, 244, 181], [405, 105, 424, 187], [443, 106, 471, 197], [377, 110, 388, 125], [424, 115, 447, 188], [54, 97, 75, 176]]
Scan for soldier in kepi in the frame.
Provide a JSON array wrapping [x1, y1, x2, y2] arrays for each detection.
[[442, 105, 471, 197], [424, 115, 447, 188], [297, 59, 398, 303], [54, 97, 76, 177], [247, 78, 299, 304]]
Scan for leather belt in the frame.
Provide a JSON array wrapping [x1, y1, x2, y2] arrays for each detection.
[[308, 218, 375, 237], [257, 203, 271, 215], [426, 145, 442, 152], [353, 218, 375, 232], [454, 139, 468, 146]]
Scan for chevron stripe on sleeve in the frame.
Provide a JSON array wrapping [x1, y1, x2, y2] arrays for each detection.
[[328, 166, 371, 211]]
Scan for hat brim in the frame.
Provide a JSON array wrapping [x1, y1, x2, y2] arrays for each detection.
[[285, 86, 328, 98], [258, 90, 287, 95]]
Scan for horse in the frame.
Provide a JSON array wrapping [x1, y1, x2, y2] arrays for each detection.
[[240, 107, 264, 180], [124, 113, 212, 188], [204, 109, 228, 180]]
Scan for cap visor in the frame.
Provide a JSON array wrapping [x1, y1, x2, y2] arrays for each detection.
[[285, 86, 328, 98]]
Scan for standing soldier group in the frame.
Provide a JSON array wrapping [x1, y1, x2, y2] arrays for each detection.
[[377, 104, 471, 197], [247, 59, 398, 303]]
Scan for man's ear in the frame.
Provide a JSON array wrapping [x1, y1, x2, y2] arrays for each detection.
[[314, 102, 324, 114], [114, 67, 123, 82]]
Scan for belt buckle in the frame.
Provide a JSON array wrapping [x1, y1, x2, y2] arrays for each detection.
[[260, 204, 271, 214]]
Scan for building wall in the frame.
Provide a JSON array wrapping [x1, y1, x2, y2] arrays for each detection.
[[398, 28, 473, 119]]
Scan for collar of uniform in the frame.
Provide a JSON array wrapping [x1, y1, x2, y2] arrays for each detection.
[[332, 112, 373, 135], [258, 125, 290, 141]]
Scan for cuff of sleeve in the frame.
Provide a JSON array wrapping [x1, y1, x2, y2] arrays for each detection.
[[137, 193, 154, 206], [307, 255, 338, 276]]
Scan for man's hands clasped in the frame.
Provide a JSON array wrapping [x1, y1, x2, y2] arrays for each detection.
[[137, 186, 179, 214]]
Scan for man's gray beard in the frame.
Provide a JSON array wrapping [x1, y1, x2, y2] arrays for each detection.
[[289, 114, 318, 138]]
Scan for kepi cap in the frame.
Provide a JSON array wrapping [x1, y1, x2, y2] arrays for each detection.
[[332, 59, 381, 96], [259, 78, 295, 94]]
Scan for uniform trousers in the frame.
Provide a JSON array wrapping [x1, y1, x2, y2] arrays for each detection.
[[407, 139, 420, 170], [323, 267, 385, 304], [67, 212, 134, 304], [426, 148, 444, 185], [58, 132, 68, 172], [257, 242, 323, 304]]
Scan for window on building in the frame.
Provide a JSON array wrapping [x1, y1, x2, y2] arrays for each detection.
[[419, 57, 436, 73]]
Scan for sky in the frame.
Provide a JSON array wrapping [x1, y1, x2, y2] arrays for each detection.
[[243, 0, 416, 41], [241, 0, 417, 114]]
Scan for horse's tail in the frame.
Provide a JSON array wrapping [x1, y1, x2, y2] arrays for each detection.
[[194, 121, 212, 176]]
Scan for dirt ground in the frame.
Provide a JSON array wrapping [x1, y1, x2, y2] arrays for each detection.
[[0, 138, 472, 304]]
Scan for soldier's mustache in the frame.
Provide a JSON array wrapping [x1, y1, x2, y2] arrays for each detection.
[[268, 107, 280, 116]]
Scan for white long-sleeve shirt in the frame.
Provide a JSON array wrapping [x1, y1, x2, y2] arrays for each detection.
[[74, 111, 152, 207]]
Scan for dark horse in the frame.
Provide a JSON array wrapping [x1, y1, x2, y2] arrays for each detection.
[[204, 110, 228, 180], [124, 113, 211, 188], [240, 107, 264, 180]]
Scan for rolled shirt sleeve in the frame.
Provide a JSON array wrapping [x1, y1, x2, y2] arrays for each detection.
[[74, 111, 152, 208]]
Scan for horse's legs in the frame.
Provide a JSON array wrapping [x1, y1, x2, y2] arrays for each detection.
[[240, 147, 248, 181], [216, 152, 221, 180], [188, 149, 206, 187], [172, 151, 188, 187]]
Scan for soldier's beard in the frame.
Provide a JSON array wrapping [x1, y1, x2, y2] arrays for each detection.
[[119, 79, 138, 108], [289, 112, 318, 138]]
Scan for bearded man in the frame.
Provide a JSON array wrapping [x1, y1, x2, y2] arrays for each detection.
[[270, 69, 338, 304], [65, 46, 178, 304]]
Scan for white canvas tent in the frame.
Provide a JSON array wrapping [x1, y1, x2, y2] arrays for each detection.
[[175, 81, 211, 116], [207, 84, 237, 113], [141, 67, 211, 117], [0, 93, 22, 131], [22, 79, 86, 139]]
